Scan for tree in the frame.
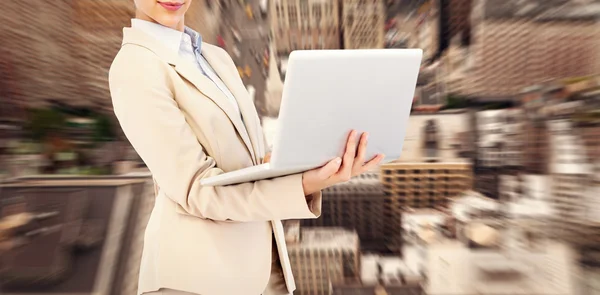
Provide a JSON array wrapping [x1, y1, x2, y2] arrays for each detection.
[[24, 108, 66, 141], [443, 94, 468, 109], [92, 113, 116, 143]]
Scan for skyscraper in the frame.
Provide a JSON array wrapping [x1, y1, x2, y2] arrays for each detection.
[[301, 172, 393, 253], [341, 0, 386, 49], [463, 0, 600, 98], [0, 0, 219, 111], [270, 0, 341, 56], [286, 227, 361, 295]]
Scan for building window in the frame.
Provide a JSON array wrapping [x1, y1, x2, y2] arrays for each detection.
[[313, 5, 322, 23], [289, 6, 298, 26]]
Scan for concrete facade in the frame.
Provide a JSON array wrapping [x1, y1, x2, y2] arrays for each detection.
[[271, 0, 341, 56], [287, 227, 361, 295], [342, 0, 386, 49]]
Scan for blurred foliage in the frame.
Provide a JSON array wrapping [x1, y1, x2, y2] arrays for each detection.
[[24, 108, 66, 141], [442, 94, 513, 110], [19, 107, 119, 175], [56, 166, 112, 175], [443, 94, 469, 109], [92, 113, 116, 143], [483, 102, 513, 110], [24, 107, 117, 144], [7, 140, 43, 155]]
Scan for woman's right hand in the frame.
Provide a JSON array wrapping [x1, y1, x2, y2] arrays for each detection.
[[302, 130, 385, 195]]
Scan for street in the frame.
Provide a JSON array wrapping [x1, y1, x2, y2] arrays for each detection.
[[219, 0, 271, 117]]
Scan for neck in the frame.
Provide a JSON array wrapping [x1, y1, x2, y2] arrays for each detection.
[[135, 11, 185, 32]]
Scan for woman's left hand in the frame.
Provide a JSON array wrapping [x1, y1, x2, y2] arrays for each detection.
[[263, 152, 271, 164]]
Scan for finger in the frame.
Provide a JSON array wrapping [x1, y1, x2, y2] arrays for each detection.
[[338, 130, 358, 177], [317, 157, 343, 179], [361, 154, 385, 172], [353, 132, 368, 167]]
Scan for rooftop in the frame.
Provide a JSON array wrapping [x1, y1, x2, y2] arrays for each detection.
[[361, 254, 423, 287], [450, 191, 499, 222], [425, 240, 578, 295], [403, 209, 448, 232], [289, 227, 359, 250]]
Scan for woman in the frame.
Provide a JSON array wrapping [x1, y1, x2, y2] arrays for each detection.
[[108, 1, 384, 295]]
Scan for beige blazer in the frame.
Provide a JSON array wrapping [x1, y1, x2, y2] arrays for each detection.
[[109, 27, 322, 295]]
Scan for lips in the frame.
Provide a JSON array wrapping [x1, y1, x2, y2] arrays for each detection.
[[158, 1, 184, 11]]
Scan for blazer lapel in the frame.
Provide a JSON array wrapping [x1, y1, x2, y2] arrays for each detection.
[[202, 45, 263, 164], [173, 56, 257, 164], [121, 27, 259, 165]]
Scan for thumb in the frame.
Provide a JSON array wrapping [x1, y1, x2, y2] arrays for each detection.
[[317, 157, 342, 179]]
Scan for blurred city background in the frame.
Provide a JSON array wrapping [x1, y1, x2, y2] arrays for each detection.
[[0, 0, 600, 294]]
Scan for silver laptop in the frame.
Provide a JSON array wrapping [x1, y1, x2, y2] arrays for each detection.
[[200, 49, 422, 186]]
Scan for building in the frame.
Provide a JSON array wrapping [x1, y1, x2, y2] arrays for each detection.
[[434, 0, 474, 58], [341, 0, 386, 49], [502, 109, 524, 167], [445, 0, 472, 44], [422, 119, 440, 160], [501, 174, 552, 211], [413, 81, 446, 108], [548, 119, 593, 223], [270, 0, 341, 56], [425, 238, 578, 295], [475, 109, 524, 168], [360, 254, 423, 286], [463, 0, 600, 98], [284, 220, 301, 244], [449, 191, 498, 221], [580, 124, 600, 223], [453, 180, 551, 241], [263, 45, 285, 117], [402, 208, 449, 246], [334, 253, 424, 295], [380, 162, 473, 209], [547, 119, 600, 247], [414, 0, 440, 61], [399, 112, 472, 162], [473, 108, 525, 199], [423, 211, 579, 295], [475, 110, 505, 168], [287, 227, 361, 295], [498, 174, 520, 203], [500, 175, 555, 223], [0, 175, 156, 295], [386, 13, 418, 49], [331, 283, 423, 295], [437, 38, 470, 96], [301, 171, 393, 253], [581, 125, 600, 165], [523, 117, 550, 174], [0, 0, 219, 112], [472, 167, 501, 199], [580, 267, 600, 295], [517, 81, 589, 174]]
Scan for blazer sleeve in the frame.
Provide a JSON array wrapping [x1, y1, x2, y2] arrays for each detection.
[[109, 47, 321, 222]]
